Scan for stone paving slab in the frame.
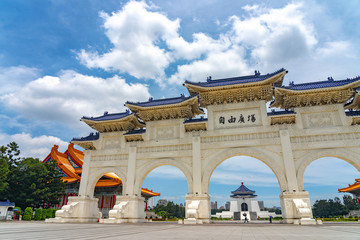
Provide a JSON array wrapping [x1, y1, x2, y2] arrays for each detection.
[[0, 222, 359, 240]]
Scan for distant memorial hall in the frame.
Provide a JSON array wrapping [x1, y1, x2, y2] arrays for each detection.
[[213, 182, 281, 220], [47, 69, 360, 225]]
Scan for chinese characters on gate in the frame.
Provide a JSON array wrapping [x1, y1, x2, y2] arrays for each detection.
[[219, 114, 256, 125]]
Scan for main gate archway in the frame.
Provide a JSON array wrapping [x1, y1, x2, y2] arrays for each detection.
[[49, 69, 360, 225]]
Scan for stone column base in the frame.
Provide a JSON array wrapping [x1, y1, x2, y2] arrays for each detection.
[[184, 194, 210, 224], [46, 196, 100, 223], [100, 195, 145, 224], [280, 191, 316, 225]]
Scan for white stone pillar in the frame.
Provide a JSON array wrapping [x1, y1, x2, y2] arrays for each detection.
[[46, 150, 101, 223], [279, 130, 298, 192], [102, 146, 145, 223], [279, 130, 316, 225], [125, 146, 136, 196], [78, 150, 92, 196], [184, 135, 210, 224], [192, 135, 202, 194]]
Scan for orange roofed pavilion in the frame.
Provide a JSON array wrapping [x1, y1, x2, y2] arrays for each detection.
[[43, 143, 159, 212], [338, 178, 360, 207]]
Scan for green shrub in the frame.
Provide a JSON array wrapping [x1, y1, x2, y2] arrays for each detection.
[[41, 209, 47, 220], [52, 209, 57, 218], [34, 209, 42, 220], [23, 207, 33, 221], [46, 209, 52, 218]]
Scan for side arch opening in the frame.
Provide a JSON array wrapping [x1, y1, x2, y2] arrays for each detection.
[[136, 160, 191, 220]]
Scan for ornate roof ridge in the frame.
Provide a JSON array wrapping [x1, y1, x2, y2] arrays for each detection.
[[280, 76, 360, 91], [231, 182, 256, 194], [184, 68, 287, 87], [72, 132, 99, 142], [82, 110, 132, 121], [125, 94, 193, 107]]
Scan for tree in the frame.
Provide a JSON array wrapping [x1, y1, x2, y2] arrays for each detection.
[[6, 157, 65, 209], [313, 197, 348, 218], [152, 201, 185, 219], [0, 153, 9, 192], [343, 195, 359, 211]]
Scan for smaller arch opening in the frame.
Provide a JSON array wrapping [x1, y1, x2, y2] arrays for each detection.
[[141, 165, 188, 220], [92, 172, 123, 219], [304, 157, 360, 218]]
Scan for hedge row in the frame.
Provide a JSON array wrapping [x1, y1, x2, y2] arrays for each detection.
[[21, 207, 57, 221]]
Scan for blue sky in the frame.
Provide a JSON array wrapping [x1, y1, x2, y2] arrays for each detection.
[[1, 0, 360, 207]]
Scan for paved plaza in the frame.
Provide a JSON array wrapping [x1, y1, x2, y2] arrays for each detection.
[[0, 222, 359, 240]]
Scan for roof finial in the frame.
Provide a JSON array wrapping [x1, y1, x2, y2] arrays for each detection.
[[104, 111, 108, 115], [206, 76, 212, 82], [254, 70, 260, 76], [148, 97, 153, 102], [241, 182, 244, 185], [180, 93, 185, 98], [289, 81, 294, 86], [328, 77, 334, 81]]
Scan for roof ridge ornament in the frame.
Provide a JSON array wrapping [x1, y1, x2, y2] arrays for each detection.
[[206, 76, 212, 82], [328, 77, 334, 82], [254, 70, 260, 76]]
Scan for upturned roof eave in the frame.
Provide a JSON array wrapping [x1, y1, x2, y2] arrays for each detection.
[[184, 70, 287, 93], [125, 95, 200, 111], [275, 79, 360, 95], [126, 96, 204, 118]]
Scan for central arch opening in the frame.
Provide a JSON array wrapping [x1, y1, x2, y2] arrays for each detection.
[[208, 156, 282, 222], [141, 165, 188, 221]]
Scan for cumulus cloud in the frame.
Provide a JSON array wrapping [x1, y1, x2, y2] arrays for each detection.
[[77, 1, 359, 87], [0, 70, 151, 127], [78, 1, 235, 85], [0, 132, 68, 160], [0, 65, 41, 94]]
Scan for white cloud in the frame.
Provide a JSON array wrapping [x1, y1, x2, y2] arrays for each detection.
[[0, 66, 41, 94], [78, 1, 177, 84], [0, 70, 151, 128], [0, 132, 68, 160]]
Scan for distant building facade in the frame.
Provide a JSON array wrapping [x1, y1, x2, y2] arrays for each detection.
[[213, 183, 281, 220]]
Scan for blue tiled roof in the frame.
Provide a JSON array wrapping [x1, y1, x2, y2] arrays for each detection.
[[231, 183, 256, 195], [267, 110, 295, 116], [345, 110, 360, 116], [184, 117, 208, 124], [282, 76, 360, 91], [82, 110, 132, 121], [184, 68, 287, 87], [0, 200, 15, 207], [124, 128, 146, 135], [126, 94, 195, 107], [72, 132, 99, 141]]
